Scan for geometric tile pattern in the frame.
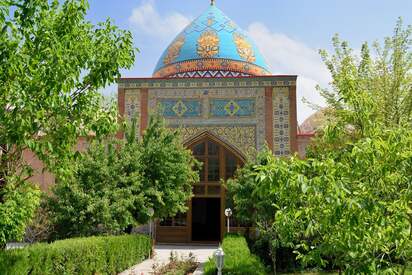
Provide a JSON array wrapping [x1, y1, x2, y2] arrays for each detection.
[[153, 58, 269, 78], [176, 125, 257, 157], [273, 87, 291, 156], [148, 87, 267, 151], [209, 99, 255, 117], [119, 76, 296, 89], [159, 99, 202, 118], [125, 89, 140, 131], [169, 70, 252, 78]]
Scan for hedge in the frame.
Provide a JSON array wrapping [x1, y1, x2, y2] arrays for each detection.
[[204, 234, 268, 275], [0, 234, 151, 275]]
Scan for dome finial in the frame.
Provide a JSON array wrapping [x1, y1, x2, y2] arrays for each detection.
[[211, 0, 215, 6]]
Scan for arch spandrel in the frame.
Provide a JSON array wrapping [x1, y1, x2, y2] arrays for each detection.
[[178, 127, 257, 161]]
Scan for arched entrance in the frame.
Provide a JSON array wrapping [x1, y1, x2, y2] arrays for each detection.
[[156, 134, 244, 243]]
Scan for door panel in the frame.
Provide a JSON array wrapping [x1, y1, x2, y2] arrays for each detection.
[[192, 198, 221, 241]]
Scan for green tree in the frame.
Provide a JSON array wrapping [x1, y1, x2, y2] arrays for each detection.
[[230, 130, 412, 273], [48, 138, 143, 238], [314, 19, 411, 145], [228, 150, 308, 273], [48, 115, 199, 238], [0, 0, 135, 247], [139, 115, 199, 219], [229, 20, 412, 273]]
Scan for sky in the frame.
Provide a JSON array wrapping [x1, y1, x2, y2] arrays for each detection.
[[87, 0, 412, 123]]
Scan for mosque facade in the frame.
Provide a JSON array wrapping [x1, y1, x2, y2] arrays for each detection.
[[118, 2, 301, 243]]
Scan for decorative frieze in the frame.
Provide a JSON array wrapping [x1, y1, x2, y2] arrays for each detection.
[[273, 87, 291, 156], [125, 89, 140, 131], [118, 76, 296, 89]]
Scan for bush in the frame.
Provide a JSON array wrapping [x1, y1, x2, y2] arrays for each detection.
[[204, 234, 268, 275], [152, 251, 198, 275], [0, 234, 151, 275]]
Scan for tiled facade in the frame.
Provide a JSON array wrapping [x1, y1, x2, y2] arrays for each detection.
[[273, 87, 291, 156], [119, 76, 297, 158]]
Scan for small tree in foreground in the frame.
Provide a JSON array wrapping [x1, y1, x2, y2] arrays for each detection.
[[0, 0, 135, 247], [48, 115, 199, 238]]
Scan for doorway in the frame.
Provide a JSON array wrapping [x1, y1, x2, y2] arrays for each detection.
[[192, 198, 221, 242], [156, 135, 244, 243]]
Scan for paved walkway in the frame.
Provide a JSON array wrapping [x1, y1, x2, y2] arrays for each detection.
[[120, 244, 217, 275]]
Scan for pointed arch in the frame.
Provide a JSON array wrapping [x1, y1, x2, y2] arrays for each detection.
[[184, 130, 246, 162]]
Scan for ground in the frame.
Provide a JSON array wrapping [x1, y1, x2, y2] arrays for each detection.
[[120, 244, 217, 275]]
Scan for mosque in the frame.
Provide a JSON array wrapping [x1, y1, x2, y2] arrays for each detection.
[[117, 1, 314, 243]]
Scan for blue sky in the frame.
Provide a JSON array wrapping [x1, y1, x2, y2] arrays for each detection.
[[87, 0, 412, 122]]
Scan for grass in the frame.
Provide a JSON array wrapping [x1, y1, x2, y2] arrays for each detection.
[[204, 234, 268, 275]]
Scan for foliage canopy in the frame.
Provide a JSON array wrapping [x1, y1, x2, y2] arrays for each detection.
[[0, 0, 135, 246], [228, 19, 412, 273], [48, 115, 199, 238]]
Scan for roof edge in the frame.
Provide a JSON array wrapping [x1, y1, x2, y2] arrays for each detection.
[[118, 75, 298, 81]]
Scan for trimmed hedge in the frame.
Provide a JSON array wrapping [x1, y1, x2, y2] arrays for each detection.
[[0, 234, 151, 275], [204, 234, 268, 275]]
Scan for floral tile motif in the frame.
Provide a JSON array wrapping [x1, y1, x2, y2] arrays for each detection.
[[197, 30, 220, 58], [233, 33, 256, 63], [163, 35, 185, 65]]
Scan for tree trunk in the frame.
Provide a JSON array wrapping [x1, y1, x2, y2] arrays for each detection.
[[269, 242, 277, 275]]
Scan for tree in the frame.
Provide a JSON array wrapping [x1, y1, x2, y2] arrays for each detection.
[[228, 150, 308, 273], [314, 19, 411, 145], [0, 0, 135, 247], [139, 115, 199, 219], [230, 129, 412, 273], [47, 115, 199, 238], [229, 20, 412, 273]]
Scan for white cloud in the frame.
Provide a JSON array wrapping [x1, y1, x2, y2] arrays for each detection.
[[128, 0, 191, 40], [247, 22, 331, 123]]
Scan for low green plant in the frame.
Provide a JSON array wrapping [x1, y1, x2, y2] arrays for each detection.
[[204, 234, 268, 275], [0, 234, 151, 275], [152, 251, 198, 275]]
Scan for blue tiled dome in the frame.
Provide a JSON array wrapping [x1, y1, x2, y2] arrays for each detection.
[[153, 4, 270, 78]]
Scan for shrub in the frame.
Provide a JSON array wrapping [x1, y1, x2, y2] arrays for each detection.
[[152, 251, 198, 275], [0, 234, 151, 275], [204, 234, 268, 275]]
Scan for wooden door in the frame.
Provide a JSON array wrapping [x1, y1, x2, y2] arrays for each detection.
[[156, 136, 243, 243]]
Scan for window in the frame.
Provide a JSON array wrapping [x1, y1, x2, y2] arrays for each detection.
[[196, 157, 205, 181], [159, 212, 187, 227], [193, 142, 205, 156], [207, 157, 219, 181], [225, 151, 238, 179], [189, 138, 242, 197]]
